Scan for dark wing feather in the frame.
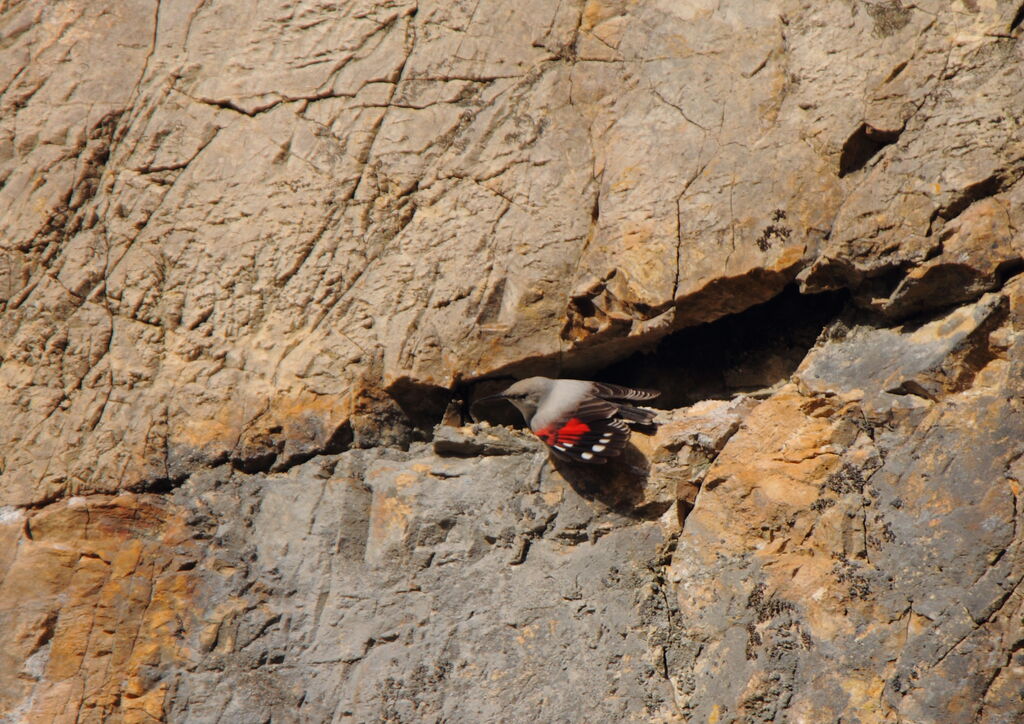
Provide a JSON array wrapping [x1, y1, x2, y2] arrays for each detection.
[[547, 418, 630, 463], [590, 381, 660, 402], [571, 397, 621, 419], [534, 398, 629, 464], [611, 402, 657, 426]]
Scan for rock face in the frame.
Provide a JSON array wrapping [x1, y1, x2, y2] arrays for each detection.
[[1, 1, 1022, 722]]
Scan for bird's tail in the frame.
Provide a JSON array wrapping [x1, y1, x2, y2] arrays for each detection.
[[614, 402, 658, 433]]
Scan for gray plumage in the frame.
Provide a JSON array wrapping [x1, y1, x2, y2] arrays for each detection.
[[475, 376, 659, 463]]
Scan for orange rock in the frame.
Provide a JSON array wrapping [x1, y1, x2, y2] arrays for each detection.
[[0, 495, 203, 722]]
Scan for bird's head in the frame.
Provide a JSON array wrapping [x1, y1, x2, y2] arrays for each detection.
[[473, 376, 554, 422]]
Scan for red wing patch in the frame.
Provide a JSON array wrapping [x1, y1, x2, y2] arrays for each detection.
[[535, 417, 591, 446], [534, 417, 629, 463]]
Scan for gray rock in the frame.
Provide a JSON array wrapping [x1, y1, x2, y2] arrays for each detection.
[[163, 448, 678, 723], [432, 423, 538, 458]]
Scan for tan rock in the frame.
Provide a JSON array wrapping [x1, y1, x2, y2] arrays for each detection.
[[2, 0, 1023, 503], [0, 495, 201, 722]]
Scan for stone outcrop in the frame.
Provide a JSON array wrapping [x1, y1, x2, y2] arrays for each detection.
[[1, 0, 1022, 722]]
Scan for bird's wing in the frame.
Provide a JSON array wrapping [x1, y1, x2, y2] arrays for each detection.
[[590, 381, 660, 402], [533, 398, 630, 463], [611, 402, 658, 426]]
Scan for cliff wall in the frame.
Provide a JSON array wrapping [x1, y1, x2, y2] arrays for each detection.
[[1, 1, 1022, 721]]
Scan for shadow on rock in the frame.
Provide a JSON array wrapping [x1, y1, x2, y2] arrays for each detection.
[[551, 443, 670, 520]]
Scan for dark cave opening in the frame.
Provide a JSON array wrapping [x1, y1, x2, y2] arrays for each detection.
[[388, 379, 455, 434], [467, 285, 848, 425], [1010, 2, 1024, 32], [592, 285, 848, 409], [838, 123, 902, 177]]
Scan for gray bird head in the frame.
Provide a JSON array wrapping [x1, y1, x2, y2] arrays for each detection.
[[475, 376, 554, 422]]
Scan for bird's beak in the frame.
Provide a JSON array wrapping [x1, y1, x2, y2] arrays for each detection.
[[468, 391, 507, 423], [470, 392, 507, 408], [468, 392, 508, 424]]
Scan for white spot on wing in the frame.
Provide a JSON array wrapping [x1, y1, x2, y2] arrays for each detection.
[[581, 452, 594, 460], [592, 444, 606, 452]]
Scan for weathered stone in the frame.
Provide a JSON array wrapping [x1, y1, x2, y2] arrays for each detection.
[[3, 0, 1023, 500], [157, 450, 679, 723], [798, 2, 1024, 315], [797, 291, 1009, 414], [668, 294, 1024, 723], [634, 397, 759, 519], [2, 1, 1024, 722], [431, 422, 537, 458], [0, 495, 202, 723]]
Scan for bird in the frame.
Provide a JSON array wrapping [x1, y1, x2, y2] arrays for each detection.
[[473, 377, 659, 463]]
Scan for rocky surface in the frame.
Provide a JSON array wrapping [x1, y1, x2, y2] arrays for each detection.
[[2, 0, 1023, 722]]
